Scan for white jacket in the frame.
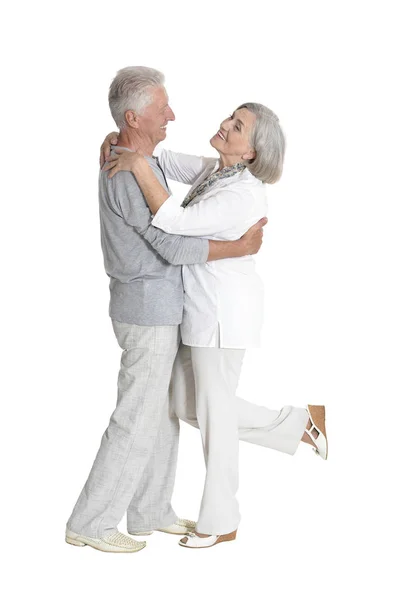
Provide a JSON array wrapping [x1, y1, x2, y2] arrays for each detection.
[[152, 149, 268, 348]]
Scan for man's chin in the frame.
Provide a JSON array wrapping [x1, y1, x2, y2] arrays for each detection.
[[153, 131, 167, 147]]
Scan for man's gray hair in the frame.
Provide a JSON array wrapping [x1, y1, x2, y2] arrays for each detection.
[[108, 66, 165, 129], [236, 102, 286, 184]]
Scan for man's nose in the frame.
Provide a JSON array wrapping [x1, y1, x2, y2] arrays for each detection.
[[167, 107, 176, 121]]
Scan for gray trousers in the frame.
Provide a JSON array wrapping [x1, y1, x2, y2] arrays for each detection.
[[67, 321, 181, 538]]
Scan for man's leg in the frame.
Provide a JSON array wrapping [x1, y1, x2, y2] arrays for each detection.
[[66, 321, 180, 539], [172, 342, 309, 456], [125, 394, 180, 532]]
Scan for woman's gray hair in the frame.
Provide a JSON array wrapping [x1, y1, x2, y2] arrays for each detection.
[[236, 102, 286, 184], [108, 66, 165, 129]]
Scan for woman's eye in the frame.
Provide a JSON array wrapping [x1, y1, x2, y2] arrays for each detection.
[[234, 125, 240, 132]]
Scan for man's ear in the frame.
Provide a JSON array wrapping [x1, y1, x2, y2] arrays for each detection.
[[125, 110, 139, 129], [242, 148, 256, 161]]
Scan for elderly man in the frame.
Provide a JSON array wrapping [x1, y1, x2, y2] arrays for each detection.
[[65, 66, 266, 553]]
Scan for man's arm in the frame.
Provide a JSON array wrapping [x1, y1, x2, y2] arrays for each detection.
[[208, 220, 266, 260], [110, 171, 266, 266], [111, 170, 207, 265], [143, 218, 267, 264]]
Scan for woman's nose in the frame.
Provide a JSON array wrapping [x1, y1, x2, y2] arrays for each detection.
[[220, 119, 229, 131]]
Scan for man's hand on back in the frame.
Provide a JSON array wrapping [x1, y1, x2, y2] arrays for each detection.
[[239, 217, 268, 255], [207, 217, 268, 261]]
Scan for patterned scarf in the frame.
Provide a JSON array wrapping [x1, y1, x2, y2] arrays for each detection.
[[181, 162, 246, 208]]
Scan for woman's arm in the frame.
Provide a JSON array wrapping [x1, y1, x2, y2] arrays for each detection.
[[151, 187, 264, 238], [157, 149, 216, 185], [100, 132, 119, 167], [104, 150, 170, 214], [131, 157, 171, 213], [99, 131, 215, 184], [103, 148, 267, 243]]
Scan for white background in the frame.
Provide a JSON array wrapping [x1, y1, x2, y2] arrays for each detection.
[[2, 1, 398, 598]]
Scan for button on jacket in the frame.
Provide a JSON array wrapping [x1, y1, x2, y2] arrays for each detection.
[[152, 150, 268, 349]]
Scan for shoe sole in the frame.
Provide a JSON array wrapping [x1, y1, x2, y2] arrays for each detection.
[[129, 529, 195, 536], [65, 536, 145, 553], [179, 531, 237, 549], [158, 528, 196, 536]]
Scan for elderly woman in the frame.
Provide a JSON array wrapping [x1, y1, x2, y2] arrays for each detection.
[[101, 102, 328, 549]]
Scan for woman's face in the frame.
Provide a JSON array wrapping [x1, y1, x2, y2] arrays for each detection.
[[210, 108, 256, 166]]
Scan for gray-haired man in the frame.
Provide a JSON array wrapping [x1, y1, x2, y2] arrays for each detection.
[[65, 67, 266, 553]]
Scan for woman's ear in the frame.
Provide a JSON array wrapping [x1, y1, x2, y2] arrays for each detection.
[[242, 148, 256, 161], [125, 110, 139, 129]]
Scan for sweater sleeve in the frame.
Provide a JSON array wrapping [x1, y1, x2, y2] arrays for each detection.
[[110, 170, 209, 265]]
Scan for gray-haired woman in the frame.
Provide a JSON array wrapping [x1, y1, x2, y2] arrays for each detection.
[[101, 102, 328, 549]]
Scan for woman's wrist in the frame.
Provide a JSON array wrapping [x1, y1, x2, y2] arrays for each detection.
[[130, 154, 148, 174]]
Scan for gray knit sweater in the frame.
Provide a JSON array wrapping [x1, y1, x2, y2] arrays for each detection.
[[98, 151, 209, 325]]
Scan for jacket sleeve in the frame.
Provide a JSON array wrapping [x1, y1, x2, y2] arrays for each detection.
[[110, 170, 209, 265], [151, 186, 262, 238], [157, 149, 216, 185]]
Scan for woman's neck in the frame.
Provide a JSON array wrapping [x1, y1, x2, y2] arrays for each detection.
[[218, 153, 242, 170]]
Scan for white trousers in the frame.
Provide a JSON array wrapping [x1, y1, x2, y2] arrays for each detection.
[[171, 343, 309, 535]]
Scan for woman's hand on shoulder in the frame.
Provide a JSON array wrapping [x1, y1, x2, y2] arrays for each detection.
[[100, 132, 119, 167], [102, 148, 145, 178]]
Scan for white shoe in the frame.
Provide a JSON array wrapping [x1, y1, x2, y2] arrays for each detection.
[[65, 529, 146, 553], [129, 518, 196, 536], [179, 530, 237, 549], [305, 404, 328, 460]]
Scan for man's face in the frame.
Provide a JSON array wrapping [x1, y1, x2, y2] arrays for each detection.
[[138, 86, 175, 146]]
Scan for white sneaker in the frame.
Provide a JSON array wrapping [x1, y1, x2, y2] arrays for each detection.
[[65, 529, 146, 553], [129, 518, 196, 536]]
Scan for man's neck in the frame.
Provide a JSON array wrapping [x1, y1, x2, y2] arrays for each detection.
[[117, 130, 156, 157]]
